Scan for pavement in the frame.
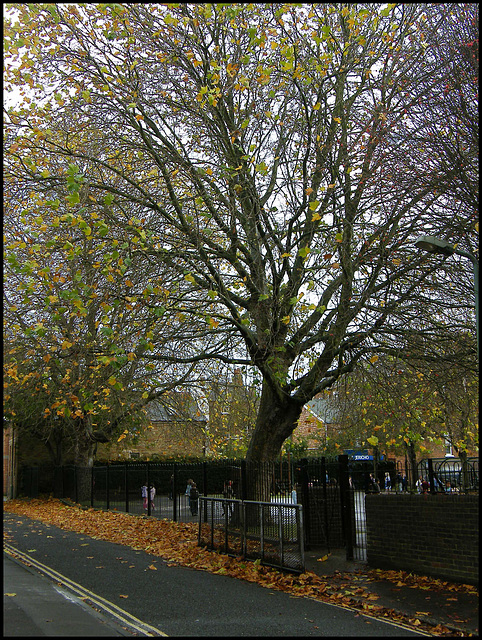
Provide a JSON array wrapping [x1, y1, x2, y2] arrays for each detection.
[[303, 547, 479, 637], [3, 508, 479, 637], [4, 553, 132, 636]]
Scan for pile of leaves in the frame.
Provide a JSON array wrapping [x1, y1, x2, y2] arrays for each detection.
[[3, 498, 477, 636]]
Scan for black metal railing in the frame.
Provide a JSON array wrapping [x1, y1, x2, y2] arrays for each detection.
[[16, 454, 478, 568], [198, 496, 305, 573]]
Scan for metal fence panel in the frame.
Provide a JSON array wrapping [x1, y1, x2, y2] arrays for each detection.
[[198, 496, 305, 573]]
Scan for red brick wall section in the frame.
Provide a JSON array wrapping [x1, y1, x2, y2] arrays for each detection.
[[96, 420, 206, 461], [365, 494, 479, 585]]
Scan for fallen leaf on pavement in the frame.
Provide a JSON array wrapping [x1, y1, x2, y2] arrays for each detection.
[[317, 554, 330, 562]]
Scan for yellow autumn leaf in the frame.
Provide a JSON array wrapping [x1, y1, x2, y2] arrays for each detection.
[[370, 355, 379, 363], [317, 555, 329, 562]]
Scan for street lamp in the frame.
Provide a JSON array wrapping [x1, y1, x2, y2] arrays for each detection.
[[414, 235, 479, 353]]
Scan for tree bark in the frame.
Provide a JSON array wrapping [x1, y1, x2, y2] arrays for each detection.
[[246, 382, 303, 463]]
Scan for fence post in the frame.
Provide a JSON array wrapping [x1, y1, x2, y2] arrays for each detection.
[[338, 454, 353, 561], [172, 462, 177, 522], [106, 462, 110, 511], [146, 461, 151, 516], [321, 457, 330, 551], [125, 462, 129, 513], [91, 466, 94, 507], [240, 460, 247, 501], [299, 458, 311, 551], [202, 462, 208, 523], [74, 466, 78, 504], [427, 458, 435, 494]]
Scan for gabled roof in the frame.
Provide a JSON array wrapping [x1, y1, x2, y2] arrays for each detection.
[[304, 395, 338, 423], [146, 394, 207, 423]]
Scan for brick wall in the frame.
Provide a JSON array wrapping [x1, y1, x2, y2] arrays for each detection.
[[365, 494, 479, 585]]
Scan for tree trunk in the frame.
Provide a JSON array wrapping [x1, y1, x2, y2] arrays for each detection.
[[246, 382, 303, 463], [245, 382, 303, 502], [406, 441, 418, 491], [72, 417, 97, 503]]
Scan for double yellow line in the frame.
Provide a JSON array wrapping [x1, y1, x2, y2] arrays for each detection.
[[4, 543, 168, 637]]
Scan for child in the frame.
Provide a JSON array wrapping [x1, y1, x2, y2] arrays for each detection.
[[141, 484, 148, 510], [189, 482, 199, 516]]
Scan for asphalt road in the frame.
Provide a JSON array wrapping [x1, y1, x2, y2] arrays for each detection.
[[4, 512, 426, 637]]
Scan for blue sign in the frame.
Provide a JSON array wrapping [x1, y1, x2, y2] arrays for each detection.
[[344, 450, 385, 462]]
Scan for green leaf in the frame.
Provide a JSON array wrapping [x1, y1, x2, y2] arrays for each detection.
[[67, 192, 80, 205]]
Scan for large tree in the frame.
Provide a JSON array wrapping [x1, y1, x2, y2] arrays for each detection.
[[4, 4, 477, 464]]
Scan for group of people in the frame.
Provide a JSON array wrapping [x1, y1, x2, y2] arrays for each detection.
[[367, 472, 409, 493], [141, 478, 199, 515], [141, 483, 156, 511], [142, 478, 236, 517], [367, 472, 453, 494]]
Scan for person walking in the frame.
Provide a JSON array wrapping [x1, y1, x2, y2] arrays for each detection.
[[416, 476, 423, 493], [169, 474, 174, 500], [149, 484, 156, 511], [384, 472, 391, 492], [222, 480, 235, 517], [141, 484, 148, 511], [367, 473, 380, 493], [189, 482, 199, 516], [185, 479, 193, 509]]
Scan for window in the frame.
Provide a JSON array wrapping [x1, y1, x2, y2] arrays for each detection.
[[444, 436, 454, 457]]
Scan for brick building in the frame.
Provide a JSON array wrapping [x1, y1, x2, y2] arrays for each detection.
[[291, 392, 477, 464], [96, 393, 208, 461]]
